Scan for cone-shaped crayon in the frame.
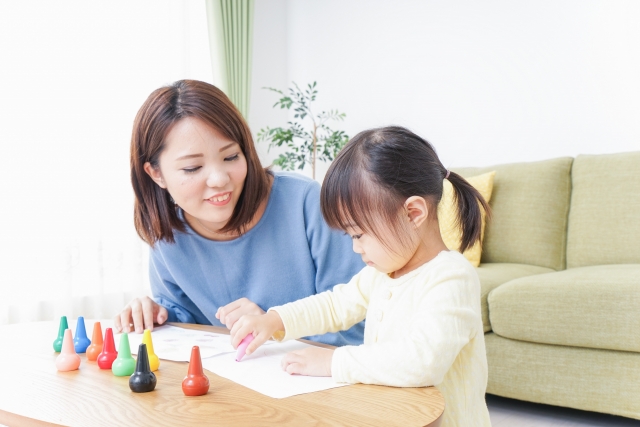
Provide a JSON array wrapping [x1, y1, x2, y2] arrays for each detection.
[[182, 346, 209, 396], [129, 344, 157, 393], [112, 333, 135, 377], [97, 327, 118, 369], [73, 316, 91, 353], [55, 329, 81, 371], [142, 329, 160, 372], [86, 322, 103, 361], [53, 316, 68, 352]]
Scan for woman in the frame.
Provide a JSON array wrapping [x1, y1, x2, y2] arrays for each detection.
[[114, 80, 364, 346]]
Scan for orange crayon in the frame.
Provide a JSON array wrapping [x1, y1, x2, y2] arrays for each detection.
[[86, 322, 103, 361]]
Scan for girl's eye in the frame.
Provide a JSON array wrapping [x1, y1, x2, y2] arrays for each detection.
[[225, 153, 240, 161], [183, 167, 201, 174]]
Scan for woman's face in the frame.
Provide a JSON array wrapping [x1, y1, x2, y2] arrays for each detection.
[[144, 116, 248, 231]]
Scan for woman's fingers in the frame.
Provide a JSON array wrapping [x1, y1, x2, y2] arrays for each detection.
[[114, 297, 162, 333], [156, 305, 168, 326], [130, 299, 145, 333], [114, 305, 131, 333], [140, 297, 156, 332]]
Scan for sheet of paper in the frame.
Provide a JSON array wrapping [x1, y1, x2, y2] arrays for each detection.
[[201, 340, 349, 398], [115, 325, 273, 361]]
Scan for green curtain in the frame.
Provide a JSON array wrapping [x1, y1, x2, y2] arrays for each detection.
[[205, 0, 255, 119]]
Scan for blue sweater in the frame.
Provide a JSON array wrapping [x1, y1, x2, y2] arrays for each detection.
[[149, 172, 365, 346]]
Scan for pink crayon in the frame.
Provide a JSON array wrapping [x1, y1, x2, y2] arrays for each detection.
[[236, 334, 254, 362], [56, 329, 81, 371]]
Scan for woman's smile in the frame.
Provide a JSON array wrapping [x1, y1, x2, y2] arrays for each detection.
[[206, 192, 232, 206]]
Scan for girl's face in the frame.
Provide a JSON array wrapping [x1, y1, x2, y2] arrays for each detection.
[[144, 116, 248, 231], [345, 224, 416, 275]]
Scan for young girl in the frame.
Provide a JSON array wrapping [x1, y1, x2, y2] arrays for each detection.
[[231, 126, 492, 426]]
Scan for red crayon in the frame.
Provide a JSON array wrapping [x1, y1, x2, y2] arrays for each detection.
[[182, 346, 209, 396], [97, 327, 118, 369]]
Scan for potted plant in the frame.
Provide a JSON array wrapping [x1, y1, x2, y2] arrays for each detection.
[[257, 82, 349, 180]]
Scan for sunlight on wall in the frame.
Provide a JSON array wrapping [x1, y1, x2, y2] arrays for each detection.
[[0, 1, 212, 324]]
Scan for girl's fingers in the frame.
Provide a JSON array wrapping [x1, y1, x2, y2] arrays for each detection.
[[281, 351, 303, 371], [229, 317, 244, 343], [230, 322, 253, 349], [285, 362, 304, 375], [217, 298, 251, 328], [245, 332, 268, 355]]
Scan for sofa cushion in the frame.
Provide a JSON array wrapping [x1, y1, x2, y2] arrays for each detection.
[[454, 157, 573, 271], [488, 264, 640, 353], [566, 151, 640, 268], [439, 171, 496, 267], [476, 263, 554, 332], [485, 333, 640, 420]]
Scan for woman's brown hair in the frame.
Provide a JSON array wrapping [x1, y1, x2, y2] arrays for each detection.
[[321, 126, 491, 254], [130, 80, 271, 246]]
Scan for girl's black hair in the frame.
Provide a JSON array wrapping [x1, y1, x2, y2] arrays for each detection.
[[321, 126, 491, 253]]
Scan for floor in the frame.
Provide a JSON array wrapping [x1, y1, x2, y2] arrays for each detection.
[[487, 394, 640, 426]]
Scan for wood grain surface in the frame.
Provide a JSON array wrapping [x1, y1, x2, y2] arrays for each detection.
[[0, 321, 444, 427]]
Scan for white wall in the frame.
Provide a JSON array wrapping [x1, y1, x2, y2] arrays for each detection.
[[250, 0, 290, 163], [251, 0, 640, 173]]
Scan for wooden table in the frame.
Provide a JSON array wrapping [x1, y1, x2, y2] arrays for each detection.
[[0, 321, 444, 426]]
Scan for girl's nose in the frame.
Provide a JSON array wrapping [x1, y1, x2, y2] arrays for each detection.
[[352, 240, 364, 254], [206, 168, 230, 188]]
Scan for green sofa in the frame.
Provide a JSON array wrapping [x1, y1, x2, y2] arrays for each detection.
[[455, 151, 640, 420]]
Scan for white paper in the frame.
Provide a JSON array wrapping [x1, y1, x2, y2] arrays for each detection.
[[115, 325, 270, 361], [201, 340, 349, 398]]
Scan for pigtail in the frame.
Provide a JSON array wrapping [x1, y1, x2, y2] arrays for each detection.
[[445, 171, 492, 253]]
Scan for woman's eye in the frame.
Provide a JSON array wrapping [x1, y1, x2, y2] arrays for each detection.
[[225, 153, 240, 161], [183, 166, 201, 174], [343, 231, 362, 240]]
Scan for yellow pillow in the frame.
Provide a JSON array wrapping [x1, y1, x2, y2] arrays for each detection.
[[437, 171, 496, 267]]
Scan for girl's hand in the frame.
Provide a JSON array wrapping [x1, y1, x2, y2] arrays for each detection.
[[216, 297, 265, 329], [114, 296, 168, 333], [281, 347, 334, 377], [229, 311, 284, 356]]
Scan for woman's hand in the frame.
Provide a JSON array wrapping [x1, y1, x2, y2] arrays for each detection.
[[281, 347, 334, 377], [114, 296, 168, 334], [216, 297, 265, 329], [229, 311, 284, 357]]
